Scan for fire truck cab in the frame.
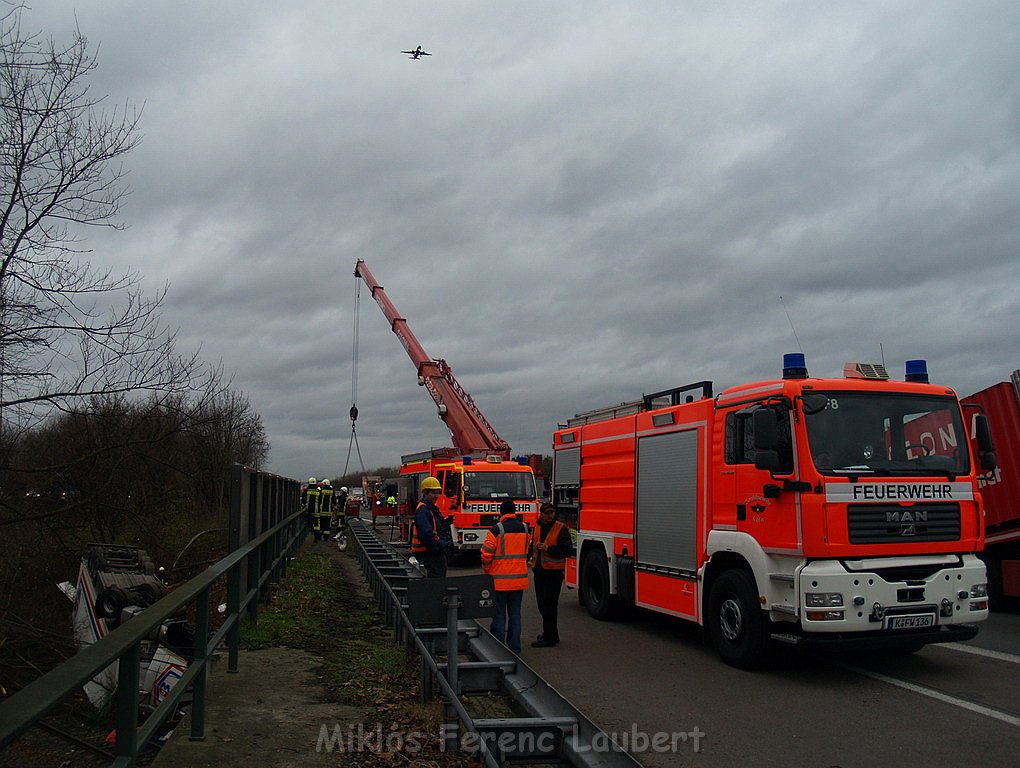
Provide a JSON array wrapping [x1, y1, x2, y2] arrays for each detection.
[[554, 355, 993, 668], [400, 448, 540, 551]]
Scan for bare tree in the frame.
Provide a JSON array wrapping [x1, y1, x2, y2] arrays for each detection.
[[0, 7, 205, 434]]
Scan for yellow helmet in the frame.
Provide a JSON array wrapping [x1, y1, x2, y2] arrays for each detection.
[[307, 477, 317, 484], [322, 478, 331, 486], [420, 476, 442, 492]]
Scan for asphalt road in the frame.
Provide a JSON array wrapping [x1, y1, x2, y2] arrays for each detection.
[[446, 556, 1020, 768]]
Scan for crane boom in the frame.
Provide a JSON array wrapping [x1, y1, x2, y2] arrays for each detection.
[[354, 259, 511, 458]]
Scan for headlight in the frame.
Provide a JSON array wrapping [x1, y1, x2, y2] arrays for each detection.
[[805, 592, 844, 607], [970, 583, 988, 598]]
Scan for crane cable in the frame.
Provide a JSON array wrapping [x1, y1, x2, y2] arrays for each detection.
[[343, 276, 366, 477]]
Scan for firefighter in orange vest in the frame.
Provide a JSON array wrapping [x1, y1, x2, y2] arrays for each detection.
[[480, 498, 530, 654], [529, 503, 574, 647], [411, 476, 452, 577]]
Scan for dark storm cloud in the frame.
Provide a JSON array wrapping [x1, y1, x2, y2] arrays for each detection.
[[20, 1, 1020, 477]]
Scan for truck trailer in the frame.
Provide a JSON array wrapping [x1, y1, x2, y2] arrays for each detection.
[[961, 371, 1020, 602], [552, 355, 993, 668]]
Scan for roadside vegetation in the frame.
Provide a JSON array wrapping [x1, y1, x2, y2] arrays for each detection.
[[241, 546, 476, 766]]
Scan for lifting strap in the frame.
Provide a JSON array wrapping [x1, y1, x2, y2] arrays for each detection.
[[343, 276, 366, 477]]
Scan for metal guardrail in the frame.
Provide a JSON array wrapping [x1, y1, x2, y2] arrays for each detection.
[[0, 469, 303, 768], [347, 517, 641, 767]]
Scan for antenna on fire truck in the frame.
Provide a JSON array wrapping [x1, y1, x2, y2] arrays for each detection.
[[779, 295, 804, 354]]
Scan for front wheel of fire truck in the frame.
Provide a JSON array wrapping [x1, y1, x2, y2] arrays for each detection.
[[706, 569, 771, 670], [582, 549, 623, 621]]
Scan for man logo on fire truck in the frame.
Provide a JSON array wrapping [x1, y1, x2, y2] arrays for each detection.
[[553, 354, 994, 669]]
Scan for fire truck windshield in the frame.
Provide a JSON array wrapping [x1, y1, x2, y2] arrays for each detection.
[[464, 471, 537, 500], [803, 392, 969, 476]]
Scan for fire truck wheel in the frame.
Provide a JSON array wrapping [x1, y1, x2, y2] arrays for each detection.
[[706, 570, 771, 669], [582, 549, 623, 621]]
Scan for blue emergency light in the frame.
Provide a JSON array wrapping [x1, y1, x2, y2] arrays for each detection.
[[905, 359, 929, 383], [782, 352, 808, 379]]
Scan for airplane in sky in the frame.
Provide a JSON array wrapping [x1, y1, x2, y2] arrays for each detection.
[[401, 45, 432, 60]]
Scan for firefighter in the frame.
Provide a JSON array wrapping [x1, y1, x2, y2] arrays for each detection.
[[301, 477, 317, 510], [411, 476, 452, 577], [305, 479, 322, 539], [529, 503, 574, 647], [316, 479, 334, 540], [480, 499, 530, 654], [331, 485, 350, 541]]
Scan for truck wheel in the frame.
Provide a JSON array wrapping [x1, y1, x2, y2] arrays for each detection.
[[582, 549, 622, 621], [96, 586, 129, 620], [706, 570, 771, 669]]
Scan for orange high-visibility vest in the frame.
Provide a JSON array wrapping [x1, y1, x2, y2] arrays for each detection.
[[480, 514, 529, 591], [531, 520, 567, 570], [411, 502, 443, 554]]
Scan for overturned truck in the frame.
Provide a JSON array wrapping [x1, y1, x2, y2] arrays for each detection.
[[57, 544, 194, 711]]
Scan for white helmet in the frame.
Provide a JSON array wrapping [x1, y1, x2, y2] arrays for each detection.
[[322, 478, 331, 486], [307, 477, 317, 484], [340, 486, 348, 493]]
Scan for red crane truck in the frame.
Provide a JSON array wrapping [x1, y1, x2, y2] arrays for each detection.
[[552, 354, 994, 668], [354, 260, 540, 550], [961, 371, 1020, 602]]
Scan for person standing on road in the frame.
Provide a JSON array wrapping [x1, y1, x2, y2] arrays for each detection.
[[316, 479, 335, 540], [530, 503, 573, 647], [480, 499, 530, 654], [412, 476, 452, 577], [301, 477, 317, 512], [304, 478, 322, 538]]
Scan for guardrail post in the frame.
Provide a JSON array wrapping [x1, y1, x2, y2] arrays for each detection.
[[443, 588, 461, 751], [227, 561, 241, 673], [114, 643, 140, 765], [190, 588, 209, 741], [420, 655, 433, 702], [246, 542, 259, 623]]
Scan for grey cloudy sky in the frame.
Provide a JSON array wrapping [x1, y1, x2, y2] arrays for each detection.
[[23, 1, 1020, 480]]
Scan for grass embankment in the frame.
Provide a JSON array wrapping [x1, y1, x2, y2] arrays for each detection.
[[238, 547, 475, 766]]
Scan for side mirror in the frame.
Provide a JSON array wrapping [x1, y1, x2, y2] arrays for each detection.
[[974, 414, 997, 470], [801, 393, 829, 415], [753, 409, 778, 450], [975, 414, 994, 453]]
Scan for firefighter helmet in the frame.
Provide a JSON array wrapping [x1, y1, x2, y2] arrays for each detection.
[[340, 486, 348, 493], [420, 476, 442, 492], [321, 478, 331, 486], [308, 477, 317, 484]]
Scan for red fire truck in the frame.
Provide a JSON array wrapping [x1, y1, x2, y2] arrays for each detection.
[[399, 448, 540, 550], [553, 354, 994, 668], [354, 260, 540, 550], [960, 372, 1020, 602]]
